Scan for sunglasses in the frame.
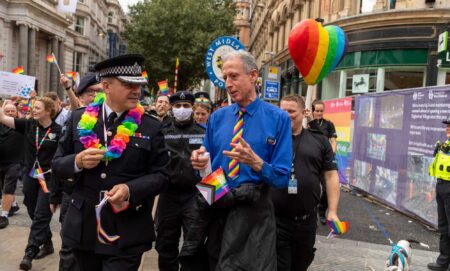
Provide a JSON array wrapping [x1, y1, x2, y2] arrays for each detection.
[[195, 98, 210, 104]]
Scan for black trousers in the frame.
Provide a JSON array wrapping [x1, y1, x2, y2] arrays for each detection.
[[22, 174, 53, 250], [73, 249, 143, 271], [318, 173, 328, 217], [276, 214, 317, 271], [59, 192, 79, 271], [436, 180, 450, 266], [155, 190, 197, 271]]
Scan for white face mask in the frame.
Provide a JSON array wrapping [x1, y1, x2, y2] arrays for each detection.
[[172, 107, 193, 122]]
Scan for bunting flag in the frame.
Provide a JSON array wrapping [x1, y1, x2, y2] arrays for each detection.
[[158, 80, 169, 96], [66, 71, 77, 81], [196, 167, 230, 205], [12, 66, 25, 75], [326, 220, 349, 239], [142, 70, 148, 79], [174, 57, 179, 92]]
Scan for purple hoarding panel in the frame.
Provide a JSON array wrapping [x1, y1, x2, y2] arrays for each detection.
[[351, 86, 450, 226]]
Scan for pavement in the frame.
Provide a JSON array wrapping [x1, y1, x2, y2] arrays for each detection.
[[0, 190, 440, 271]]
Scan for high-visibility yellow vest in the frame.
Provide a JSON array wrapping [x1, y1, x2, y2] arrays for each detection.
[[429, 143, 450, 181]]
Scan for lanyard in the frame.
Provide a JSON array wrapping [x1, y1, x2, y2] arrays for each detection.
[[291, 132, 302, 178], [102, 103, 109, 150], [95, 196, 120, 244], [35, 126, 52, 154]]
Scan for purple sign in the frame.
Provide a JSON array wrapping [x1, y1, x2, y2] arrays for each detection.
[[351, 86, 450, 226]]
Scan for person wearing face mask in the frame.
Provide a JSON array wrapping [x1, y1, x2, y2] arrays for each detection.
[[156, 91, 206, 271]]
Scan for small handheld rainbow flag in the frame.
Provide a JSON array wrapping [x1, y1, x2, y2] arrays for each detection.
[[326, 220, 349, 239], [196, 167, 230, 205], [66, 71, 77, 81], [28, 166, 50, 193], [158, 80, 169, 96], [142, 71, 148, 79], [12, 66, 24, 75], [46, 54, 55, 63]]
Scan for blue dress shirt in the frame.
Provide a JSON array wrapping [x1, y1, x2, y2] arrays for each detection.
[[203, 98, 292, 188]]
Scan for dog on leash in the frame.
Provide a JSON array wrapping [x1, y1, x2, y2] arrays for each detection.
[[385, 240, 429, 271]]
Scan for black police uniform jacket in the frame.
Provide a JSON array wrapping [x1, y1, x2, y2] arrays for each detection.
[[162, 118, 205, 190], [52, 107, 170, 255]]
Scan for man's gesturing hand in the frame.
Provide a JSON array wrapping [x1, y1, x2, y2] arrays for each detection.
[[223, 137, 264, 172], [191, 146, 208, 170], [75, 148, 106, 169]]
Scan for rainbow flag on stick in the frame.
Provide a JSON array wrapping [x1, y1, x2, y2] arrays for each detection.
[[66, 71, 77, 81], [158, 80, 169, 96], [142, 71, 148, 80], [46, 52, 62, 74], [12, 66, 25, 74], [326, 220, 349, 239], [196, 167, 230, 205]]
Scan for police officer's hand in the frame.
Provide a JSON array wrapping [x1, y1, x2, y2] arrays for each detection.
[[75, 148, 106, 169], [326, 210, 340, 223], [223, 137, 264, 172], [60, 73, 71, 89], [191, 146, 208, 170], [106, 184, 130, 211]]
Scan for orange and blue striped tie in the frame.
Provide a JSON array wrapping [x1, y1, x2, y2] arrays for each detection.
[[228, 109, 244, 180]]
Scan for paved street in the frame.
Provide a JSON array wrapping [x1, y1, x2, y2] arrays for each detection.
[[0, 187, 440, 271]]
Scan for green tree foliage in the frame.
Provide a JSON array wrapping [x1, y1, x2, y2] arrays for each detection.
[[124, 0, 236, 90]]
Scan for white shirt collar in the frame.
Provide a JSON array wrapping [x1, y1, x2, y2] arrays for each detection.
[[103, 102, 124, 118]]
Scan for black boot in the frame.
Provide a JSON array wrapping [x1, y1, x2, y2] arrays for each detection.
[[35, 239, 54, 259], [19, 246, 39, 270]]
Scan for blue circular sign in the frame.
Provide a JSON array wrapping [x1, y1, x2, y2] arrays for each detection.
[[205, 36, 246, 89]]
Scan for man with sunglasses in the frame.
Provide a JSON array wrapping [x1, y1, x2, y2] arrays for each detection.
[[156, 91, 205, 271]]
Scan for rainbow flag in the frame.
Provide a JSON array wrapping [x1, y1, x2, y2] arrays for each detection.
[[326, 220, 349, 239], [66, 71, 77, 81], [142, 71, 148, 79], [46, 54, 55, 63], [12, 66, 24, 75], [158, 80, 169, 96], [196, 167, 230, 205], [29, 166, 49, 193]]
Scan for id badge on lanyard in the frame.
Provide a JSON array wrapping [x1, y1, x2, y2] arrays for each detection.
[[288, 165, 298, 194]]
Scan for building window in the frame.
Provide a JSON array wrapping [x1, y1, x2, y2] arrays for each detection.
[[75, 16, 85, 35], [78, 0, 84, 3], [108, 12, 114, 23], [390, 0, 396, 9], [384, 67, 425, 91], [73, 52, 82, 72]]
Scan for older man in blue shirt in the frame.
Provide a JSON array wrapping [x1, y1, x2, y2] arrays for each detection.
[[191, 50, 292, 271]]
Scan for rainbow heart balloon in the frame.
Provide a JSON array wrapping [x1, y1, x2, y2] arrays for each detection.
[[288, 19, 348, 85]]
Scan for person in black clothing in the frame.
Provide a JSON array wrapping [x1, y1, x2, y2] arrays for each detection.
[[155, 91, 205, 271], [0, 103, 24, 228], [306, 99, 338, 225], [52, 54, 170, 271], [273, 94, 340, 271], [0, 97, 62, 270]]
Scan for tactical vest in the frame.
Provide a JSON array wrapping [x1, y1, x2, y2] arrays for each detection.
[[429, 148, 450, 181]]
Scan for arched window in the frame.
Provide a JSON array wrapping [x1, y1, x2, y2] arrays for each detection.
[[108, 12, 114, 23]]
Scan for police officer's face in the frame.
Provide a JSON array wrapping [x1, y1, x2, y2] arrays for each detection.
[[313, 104, 324, 120], [32, 101, 51, 121], [280, 100, 304, 132], [447, 124, 450, 138], [103, 78, 140, 111], [222, 56, 258, 108]]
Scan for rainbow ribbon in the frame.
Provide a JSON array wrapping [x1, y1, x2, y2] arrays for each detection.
[[95, 196, 120, 244], [326, 220, 349, 239]]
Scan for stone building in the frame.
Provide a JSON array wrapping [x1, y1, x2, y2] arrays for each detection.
[[246, 0, 450, 100], [0, 0, 127, 97]]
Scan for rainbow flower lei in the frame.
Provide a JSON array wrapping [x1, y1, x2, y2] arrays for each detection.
[[78, 92, 145, 161]]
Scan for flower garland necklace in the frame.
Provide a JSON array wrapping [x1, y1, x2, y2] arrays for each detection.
[[78, 92, 145, 161]]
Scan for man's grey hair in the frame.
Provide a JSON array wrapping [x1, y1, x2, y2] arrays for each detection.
[[221, 50, 258, 73]]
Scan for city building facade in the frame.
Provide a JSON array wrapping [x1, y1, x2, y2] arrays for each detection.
[[243, 0, 450, 101], [0, 0, 127, 98]]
